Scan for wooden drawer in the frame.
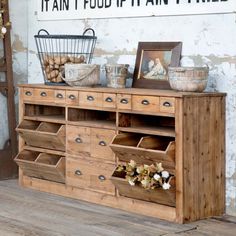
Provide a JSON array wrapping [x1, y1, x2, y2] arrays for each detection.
[[132, 95, 160, 113], [79, 91, 103, 107], [66, 157, 115, 195], [54, 90, 66, 104], [160, 97, 175, 114], [90, 128, 116, 162], [110, 133, 175, 169], [15, 150, 65, 183], [66, 126, 90, 157], [117, 94, 131, 110], [17, 120, 65, 151], [33, 89, 66, 104], [66, 90, 79, 106], [34, 88, 55, 102], [23, 88, 34, 100], [103, 93, 116, 109], [111, 170, 176, 207]]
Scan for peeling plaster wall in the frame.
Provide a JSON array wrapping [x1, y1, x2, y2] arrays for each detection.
[[0, 0, 27, 148], [26, 0, 236, 216]]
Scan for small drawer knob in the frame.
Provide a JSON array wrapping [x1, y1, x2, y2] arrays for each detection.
[[75, 170, 82, 176], [25, 91, 32, 96], [69, 94, 76, 100], [75, 137, 82, 143], [120, 98, 128, 104], [105, 97, 113, 103], [141, 99, 150, 105], [98, 175, 106, 181], [99, 141, 107, 146], [163, 101, 171, 107], [56, 93, 63, 99], [87, 95, 94, 101], [40, 92, 47, 97]]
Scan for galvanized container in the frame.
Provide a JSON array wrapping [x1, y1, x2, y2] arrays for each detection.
[[105, 64, 129, 88], [168, 67, 209, 92]]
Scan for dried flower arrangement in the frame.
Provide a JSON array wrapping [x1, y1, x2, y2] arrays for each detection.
[[116, 160, 174, 190], [0, 0, 11, 38]]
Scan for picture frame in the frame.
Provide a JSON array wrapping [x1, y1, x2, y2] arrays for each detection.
[[132, 42, 182, 89]]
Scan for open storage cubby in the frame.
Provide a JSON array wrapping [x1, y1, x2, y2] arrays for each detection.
[[24, 104, 65, 123], [118, 113, 175, 137], [111, 170, 176, 207], [15, 150, 65, 183], [68, 108, 116, 129], [110, 133, 175, 169], [16, 120, 65, 151]]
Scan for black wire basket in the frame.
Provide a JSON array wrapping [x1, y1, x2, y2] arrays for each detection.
[[34, 28, 97, 85]]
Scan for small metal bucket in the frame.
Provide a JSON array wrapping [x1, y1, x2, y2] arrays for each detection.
[[105, 64, 129, 88]]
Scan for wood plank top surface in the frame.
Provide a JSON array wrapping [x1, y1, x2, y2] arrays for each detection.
[[18, 84, 226, 98], [0, 180, 235, 236]]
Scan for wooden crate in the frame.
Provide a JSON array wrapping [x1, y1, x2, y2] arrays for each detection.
[[110, 133, 175, 168], [111, 170, 176, 207], [15, 150, 65, 183], [16, 120, 65, 151]]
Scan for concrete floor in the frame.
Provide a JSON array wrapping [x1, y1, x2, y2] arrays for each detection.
[[0, 179, 235, 236]]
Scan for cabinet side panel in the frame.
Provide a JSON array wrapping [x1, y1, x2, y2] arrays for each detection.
[[182, 97, 200, 222], [18, 88, 25, 186], [217, 96, 226, 215], [197, 96, 225, 218], [175, 98, 184, 223], [182, 96, 225, 222]]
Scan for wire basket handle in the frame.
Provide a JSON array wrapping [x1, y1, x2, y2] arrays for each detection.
[[83, 28, 95, 37], [37, 29, 50, 35]]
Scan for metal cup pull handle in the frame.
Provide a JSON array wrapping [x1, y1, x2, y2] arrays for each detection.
[[75, 137, 82, 143], [87, 95, 94, 101], [75, 170, 82, 176], [98, 175, 106, 181], [163, 101, 171, 107], [141, 100, 150, 105], [40, 92, 47, 97], [120, 98, 128, 104], [69, 94, 76, 100], [56, 93, 63, 99], [99, 141, 107, 146], [25, 91, 32, 96], [105, 97, 113, 103]]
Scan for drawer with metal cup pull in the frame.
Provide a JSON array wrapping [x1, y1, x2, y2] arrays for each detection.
[[66, 157, 115, 195], [66, 91, 79, 105], [117, 94, 131, 110], [66, 125, 90, 156], [54, 90, 65, 103], [79, 91, 103, 107], [90, 128, 116, 162], [132, 95, 160, 113], [34, 88, 54, 103], [23, 88, 34, 100], [103, 93, 116, 109], [160, 97, 175, 114]]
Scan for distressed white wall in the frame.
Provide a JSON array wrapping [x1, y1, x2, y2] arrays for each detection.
[[0, 0, 27, 148], [10, 0, 236, 216]]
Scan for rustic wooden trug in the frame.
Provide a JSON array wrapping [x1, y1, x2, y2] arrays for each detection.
[[16, 84, 226, 223]]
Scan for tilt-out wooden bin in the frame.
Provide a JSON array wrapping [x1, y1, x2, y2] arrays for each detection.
[[15, 84, 226, 223]]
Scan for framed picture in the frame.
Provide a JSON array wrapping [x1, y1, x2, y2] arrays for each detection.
[[132, 42, 182, 89]]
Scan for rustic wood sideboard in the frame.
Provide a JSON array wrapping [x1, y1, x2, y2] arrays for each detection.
[[15, 84, 226, 223]]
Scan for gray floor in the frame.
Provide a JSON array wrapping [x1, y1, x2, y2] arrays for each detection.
[[0, 179, 235, 236]]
